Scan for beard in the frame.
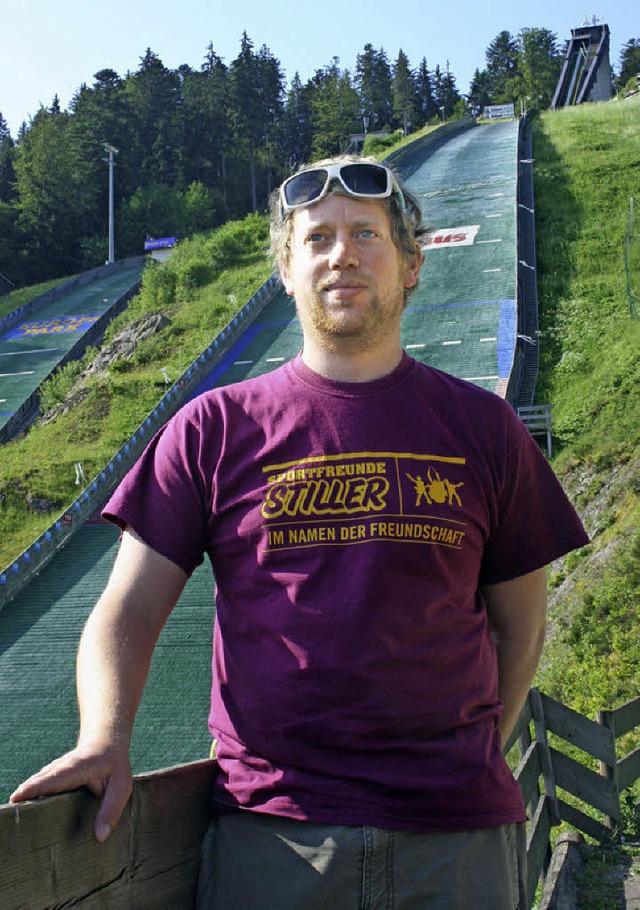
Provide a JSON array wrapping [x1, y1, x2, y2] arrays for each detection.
[[298, 277, 407, 352]]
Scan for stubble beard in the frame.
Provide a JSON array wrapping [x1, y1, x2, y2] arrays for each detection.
[[301, 280, 406, 353]]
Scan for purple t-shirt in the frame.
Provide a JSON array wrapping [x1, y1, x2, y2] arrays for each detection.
[[104, 353, 588, 832]]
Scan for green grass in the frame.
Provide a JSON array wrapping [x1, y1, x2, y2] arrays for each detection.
[[529, 101, 640, 839], [574, 845, 640, 910], [533, 103, 640, 457], [0, 276, 72, 320], [364, 119, 454, 160]]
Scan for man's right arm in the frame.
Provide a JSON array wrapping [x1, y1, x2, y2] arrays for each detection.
[[9, 527, 188, 842]]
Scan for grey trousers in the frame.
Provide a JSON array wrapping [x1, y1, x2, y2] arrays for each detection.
[[196, 811, 527, 909]]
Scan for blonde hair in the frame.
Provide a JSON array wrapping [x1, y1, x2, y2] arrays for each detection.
[[269, 155, 423, 273]]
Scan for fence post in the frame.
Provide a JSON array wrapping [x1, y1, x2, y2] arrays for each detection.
[[596, 709, 619, 834], [530, 688, 561, 826]]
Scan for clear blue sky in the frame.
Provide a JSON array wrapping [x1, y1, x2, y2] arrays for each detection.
[[1, 0, 637, 137]]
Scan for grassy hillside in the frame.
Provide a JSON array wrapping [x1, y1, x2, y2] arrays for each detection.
[[0, 214, 272, 568], [529, 102, 640, 703], [529, 101, 640, 837]]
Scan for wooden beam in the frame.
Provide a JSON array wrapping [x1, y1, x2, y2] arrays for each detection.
[[0, 759, 217, 909], [601, 696, 640, 740], [543, 692, 616, 766], [551, 748, 619, 821]]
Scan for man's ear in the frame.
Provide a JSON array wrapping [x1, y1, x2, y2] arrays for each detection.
[[280, 264, 295, 298], [403, 244, 423, 289]]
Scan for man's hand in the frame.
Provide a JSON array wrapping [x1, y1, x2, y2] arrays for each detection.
[[9, 742, 133, 842]]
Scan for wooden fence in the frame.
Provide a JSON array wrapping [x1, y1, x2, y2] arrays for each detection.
[[1, 689, 639, 909], [505, 688, 640, 909]]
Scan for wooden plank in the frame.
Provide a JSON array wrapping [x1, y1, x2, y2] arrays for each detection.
[[558, 798, 611, 843], [515, 741, 543, 810], [518, 406, 553, 416], [521, 421, 552, 431], [530, 688, 561, 825], [551, 747, 620, 820], [129, 760, 217, 906], [617, 747, 640, 791], [604, 697, 640, 739], [542, 692, 616, 765], [504, 696, 533, 756], [0, 789, 132, 907], [0, 759, 217, 909], [526, 794, 552, 910]]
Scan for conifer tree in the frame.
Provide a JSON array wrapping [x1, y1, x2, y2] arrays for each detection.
[[281, 73, 313, 168], [517, 27, 563, 109], [182, 44, 229, 211], [414, 57, 436, 126], [0, 112, 16, 203], [392, 50, 417, 134], [125, 49, 182, 187], [355, 44, 393, 131], [617, 38, 640, 91], [485, 31, 520, 102], [308, 58, 360, 159]]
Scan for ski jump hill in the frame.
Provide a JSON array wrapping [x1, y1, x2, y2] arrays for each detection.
[[0, 115, 539, 803]]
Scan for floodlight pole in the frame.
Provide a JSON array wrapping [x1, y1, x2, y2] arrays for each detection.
[[103, 143, 118, 264]]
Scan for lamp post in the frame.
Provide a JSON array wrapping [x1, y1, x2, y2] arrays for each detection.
[[103, 143, 118, 264]]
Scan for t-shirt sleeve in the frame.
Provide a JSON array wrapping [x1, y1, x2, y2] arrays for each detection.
[[479, 412, 589, 585], [102, 406, 210, 576]]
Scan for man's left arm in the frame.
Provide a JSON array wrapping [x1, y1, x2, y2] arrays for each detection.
[[482, 567, 548, 747]]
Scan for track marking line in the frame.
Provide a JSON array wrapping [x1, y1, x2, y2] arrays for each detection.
[[0, 348, 60, 356], [442, 340, 462, 346], [480, 337, 498, 342], [483, 268, 502, 273]]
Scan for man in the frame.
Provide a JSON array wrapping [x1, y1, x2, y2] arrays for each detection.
[[12, 157, 588, 908]]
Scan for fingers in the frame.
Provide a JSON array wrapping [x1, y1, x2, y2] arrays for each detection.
[[93, 768, 133, 843], [9, 746, 133, 842], [9, 752, 89, 803]]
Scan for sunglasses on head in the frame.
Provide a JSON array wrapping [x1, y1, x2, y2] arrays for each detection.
[[280, 162, 406, 213]]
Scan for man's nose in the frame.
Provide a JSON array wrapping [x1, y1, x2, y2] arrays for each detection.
[[328, 236, 359, 269]]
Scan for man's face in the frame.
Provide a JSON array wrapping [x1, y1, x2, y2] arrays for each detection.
[[280, 193, 421, 352]]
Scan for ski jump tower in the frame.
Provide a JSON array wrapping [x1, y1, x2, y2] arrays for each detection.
[[551, 18, 613, 109]]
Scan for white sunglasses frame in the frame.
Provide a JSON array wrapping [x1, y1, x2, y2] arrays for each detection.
[[279, 163, 405, 214]]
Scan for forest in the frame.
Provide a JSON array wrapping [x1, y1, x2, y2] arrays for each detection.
[[0, 29, 638, 288]]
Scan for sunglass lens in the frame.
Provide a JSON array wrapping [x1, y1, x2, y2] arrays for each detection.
[[341, 164, 389, 196], [284, 170, 329, 207]]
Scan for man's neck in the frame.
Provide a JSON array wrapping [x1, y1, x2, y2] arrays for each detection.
[[300, 338, 404, 383]]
